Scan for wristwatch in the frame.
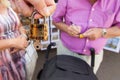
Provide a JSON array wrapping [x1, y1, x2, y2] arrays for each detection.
[[102, 29, 107, 37]]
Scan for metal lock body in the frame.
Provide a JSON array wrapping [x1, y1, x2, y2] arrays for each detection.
[[27, 10, 48, 50], [29, 18, 48, 41]]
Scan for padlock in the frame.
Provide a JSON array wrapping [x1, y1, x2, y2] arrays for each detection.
[[27, 10, 48, 50], [28, 11, 48, 41]]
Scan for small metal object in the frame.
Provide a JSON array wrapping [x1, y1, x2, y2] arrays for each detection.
[[27, 10, 48, 50], [79, 34, 84, 38]]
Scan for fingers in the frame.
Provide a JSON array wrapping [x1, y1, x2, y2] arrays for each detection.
[[68, 25, 81, 37], [83, 29, 93, 37], [17, 0, 34, 16], [83, 28, 102, 40], [10, 48, 20, 54], [34, 13, 43, 19], [25, 0, 46, 10], [15, 36, 28, 49]]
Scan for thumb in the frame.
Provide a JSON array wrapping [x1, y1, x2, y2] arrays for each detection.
[[82, 33, 87, 37], [34, 13, 43, 19]]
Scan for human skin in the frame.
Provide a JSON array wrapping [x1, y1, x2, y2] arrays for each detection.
[[9, 0, 56, 18]]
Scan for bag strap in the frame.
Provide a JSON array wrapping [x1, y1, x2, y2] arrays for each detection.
[[45, 42, 56, 62], [90, 48, 95, 70]]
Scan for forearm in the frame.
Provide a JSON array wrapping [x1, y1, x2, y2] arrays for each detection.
[[0, 39, 14, 50], [53, 22, 68, 33], [104, 26, 120, 38]]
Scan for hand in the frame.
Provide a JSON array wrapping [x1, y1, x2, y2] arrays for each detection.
[[25, 0, 55, 17], [9, 0, 34, 16], [9, 0, 56, 18], [67, 24, 81, 37], [10, 48, 20, 54], [83, 28, 102, 40], [11, 36, 28, 50]]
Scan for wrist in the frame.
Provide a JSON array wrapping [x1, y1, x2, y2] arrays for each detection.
[[8, 39, 15, 47]]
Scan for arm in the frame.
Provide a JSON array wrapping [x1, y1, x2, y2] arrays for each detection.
[[103, 26, 120, 38], [0, 37, 27, 51], [53, 22, 68, 33], [83, 7, 120, 40], [105, 7, 120, 38], [0, 39, 14, 50], [0, 11, 28, 51], [0, 22, 28, 51], [53, 22, 81, 38], [52, 0, 68, 34], [52, 0, 81, 37], [82, 26, 120, 40]]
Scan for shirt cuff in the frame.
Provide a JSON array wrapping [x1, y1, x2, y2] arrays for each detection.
[[52, 18, 63, 23], [114, 23, 120, 28]]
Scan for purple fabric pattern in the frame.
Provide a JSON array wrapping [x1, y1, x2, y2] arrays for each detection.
[[0, 7, 26, 80]]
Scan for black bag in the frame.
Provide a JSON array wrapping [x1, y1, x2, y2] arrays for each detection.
[[37, 43, 98, 80]]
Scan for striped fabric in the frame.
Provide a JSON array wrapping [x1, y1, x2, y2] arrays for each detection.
[[0, 7, 26, 80]]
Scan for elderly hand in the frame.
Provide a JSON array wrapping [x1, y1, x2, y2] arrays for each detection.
[[67, 24, 82, 38], [83, 28, 102, 40]]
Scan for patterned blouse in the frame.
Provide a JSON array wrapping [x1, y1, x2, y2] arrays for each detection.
[[0, 7, 26, 80]]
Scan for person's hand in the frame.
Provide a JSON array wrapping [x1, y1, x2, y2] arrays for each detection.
[[10, 48, 20, 54], [9, 0, 34, 16], [25, 0, 56, 18], [9, 0, 56, 18], [10, 35, 28, 50], [67, 24, 81, 37], [83, 28, 102, 40], [10, 0, 48, 18]]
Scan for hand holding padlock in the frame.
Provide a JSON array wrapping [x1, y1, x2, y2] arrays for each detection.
[[27, 10, 48, 50]]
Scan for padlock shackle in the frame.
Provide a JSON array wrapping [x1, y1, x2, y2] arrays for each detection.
[[30, 9, 47, 24], [43, 17, 47, 23], [31, 10, 38, 24]]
